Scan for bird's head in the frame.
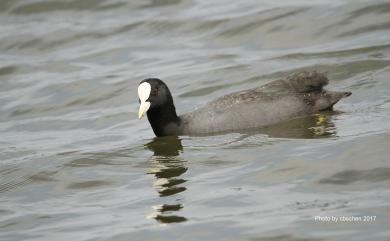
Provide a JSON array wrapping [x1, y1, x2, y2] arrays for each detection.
[[137, 78, 174, 119]]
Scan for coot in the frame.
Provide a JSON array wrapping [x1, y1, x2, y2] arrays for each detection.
[[138, 71, 351, 137]]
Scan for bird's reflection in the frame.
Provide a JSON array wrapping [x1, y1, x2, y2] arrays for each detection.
[[145, 136, 187, 223], [143, 112, 338, 223], [242, 112, 338, 138]]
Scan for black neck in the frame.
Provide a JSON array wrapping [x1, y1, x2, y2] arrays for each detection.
[[147, 102, 181, 137]]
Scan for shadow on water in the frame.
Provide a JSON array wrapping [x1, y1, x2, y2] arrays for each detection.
[[144, 136, 187, 223]]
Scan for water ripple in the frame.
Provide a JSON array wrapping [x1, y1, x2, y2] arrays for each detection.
[[1, 0, 390, 240]]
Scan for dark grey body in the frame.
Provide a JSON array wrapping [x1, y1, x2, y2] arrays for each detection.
[[160, 72, 351, 136]]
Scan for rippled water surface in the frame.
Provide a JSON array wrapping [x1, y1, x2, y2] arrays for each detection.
[[1, 0, 390, 240]]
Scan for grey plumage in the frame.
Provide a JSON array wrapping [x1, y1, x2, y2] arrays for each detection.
[[178, 71, 350, 135], [139, 71, 351, 137]]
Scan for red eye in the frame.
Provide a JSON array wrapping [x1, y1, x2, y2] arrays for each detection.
[[151, 88, 158, 96]]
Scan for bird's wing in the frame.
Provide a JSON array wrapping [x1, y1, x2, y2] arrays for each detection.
[[203, 71, 329, 112], [263, 71, 329, 93]]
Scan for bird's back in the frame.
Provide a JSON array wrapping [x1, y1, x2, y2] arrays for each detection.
[[179, 71, 350, 135]]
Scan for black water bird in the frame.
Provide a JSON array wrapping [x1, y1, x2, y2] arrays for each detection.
[[137, 71, 351, 137]]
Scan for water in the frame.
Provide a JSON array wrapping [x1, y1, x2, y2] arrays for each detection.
[[1, 0, 390, 240]]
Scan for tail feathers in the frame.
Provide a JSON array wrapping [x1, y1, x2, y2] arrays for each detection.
[[316, 91, 352, 111], [342, 91, 352, 98]]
